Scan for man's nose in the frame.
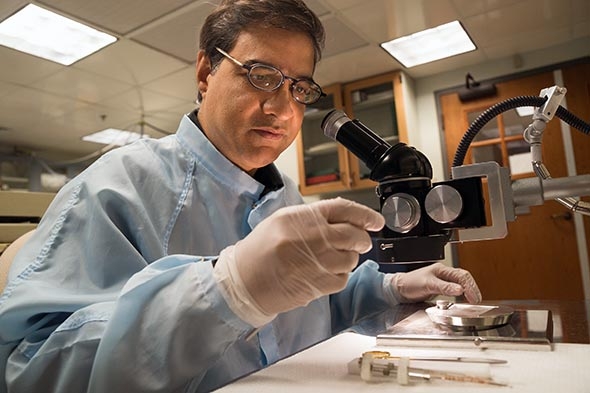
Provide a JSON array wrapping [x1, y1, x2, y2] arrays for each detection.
[[262, 82, 296, 120]]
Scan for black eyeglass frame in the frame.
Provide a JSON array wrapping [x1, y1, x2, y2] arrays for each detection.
[[215, 47, 325, 105]]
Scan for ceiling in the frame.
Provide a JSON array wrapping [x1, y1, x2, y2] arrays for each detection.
[[0, 0, 588, 162]]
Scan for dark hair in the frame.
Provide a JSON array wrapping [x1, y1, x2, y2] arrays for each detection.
[[199, 0, 325, 68]]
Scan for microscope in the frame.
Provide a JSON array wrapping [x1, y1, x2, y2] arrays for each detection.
[[321, 86, 590, 263]]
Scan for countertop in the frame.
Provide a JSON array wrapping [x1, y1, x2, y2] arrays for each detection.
[[216, 300, 590, 392]]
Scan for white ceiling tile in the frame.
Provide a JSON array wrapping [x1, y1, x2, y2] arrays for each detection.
[[0, 109, 90, 154], [450, 0, 524, 18], [321, 15, 369, 58], [334, 0, 458, 45], [481, 26, 576, 59], [316, 45, 400, 86], [418, 0, 462, 28], [322, 0, 369, 11], [98, 88, 190, 115], [0, 87, 100, 155], [149, 101, 195, 122], [387, 0, 457, 35], [0, 0, 27, 20], [57, 104, 141, 136], [0, 46, 63, 85], [463, 0, 572, 48], [131, 3, 217, 63], [333, 0, 400, 43], [0, 80, 19, 99], [37, 0, 195, 35], [0, 86, 85, 119], [35, 68, 133, 103], [74, 38, 188, 85], [303, 0, 332, 17], [142, 65, 197, 102]]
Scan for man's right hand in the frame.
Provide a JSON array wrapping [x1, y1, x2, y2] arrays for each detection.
[[213, 198, 385, 327]]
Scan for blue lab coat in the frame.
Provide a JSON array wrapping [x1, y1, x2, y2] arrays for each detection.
[[0, 113, 398, 392]]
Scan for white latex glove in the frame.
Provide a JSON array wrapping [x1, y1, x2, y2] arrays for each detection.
[[389, 262, 482, 304], [214, 198, 385, 327]]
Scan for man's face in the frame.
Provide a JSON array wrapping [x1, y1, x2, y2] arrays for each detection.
[[196, 27, 316, 175]]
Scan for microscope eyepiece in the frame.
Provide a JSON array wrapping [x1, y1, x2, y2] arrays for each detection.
[[322, 110, 391, 173], [321, 110, 349, 140], [321, 110, 432, 182]]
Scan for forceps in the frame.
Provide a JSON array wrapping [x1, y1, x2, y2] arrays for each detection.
[[363, 351, 507, 364], [390, 355, 507, 364]]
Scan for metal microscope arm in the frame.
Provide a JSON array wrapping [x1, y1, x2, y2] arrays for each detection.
[[453, 86, 590, 243], [451, 162, 590, 243], [526, 86, 590, 216]]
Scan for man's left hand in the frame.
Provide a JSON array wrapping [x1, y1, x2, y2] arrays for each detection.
[[390, 263, 482, 303]]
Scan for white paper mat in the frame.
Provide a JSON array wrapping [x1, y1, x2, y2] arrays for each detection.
[[216, 332, 590, 392]]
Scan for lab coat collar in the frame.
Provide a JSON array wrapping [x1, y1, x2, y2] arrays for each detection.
[[175, 111, 284, 201]]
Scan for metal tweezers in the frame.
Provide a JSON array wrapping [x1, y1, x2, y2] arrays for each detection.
[[362, 351, 507, 364], [395, 355, 507, 364]]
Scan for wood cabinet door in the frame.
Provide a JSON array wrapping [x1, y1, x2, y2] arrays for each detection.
[[439, 70, 588, 300], [297, 84, 351, 195]]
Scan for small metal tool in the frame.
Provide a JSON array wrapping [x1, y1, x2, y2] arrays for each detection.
[[359, 350, 507, 365], [387, 355, 507, 364], [349, 351, 509, 386]]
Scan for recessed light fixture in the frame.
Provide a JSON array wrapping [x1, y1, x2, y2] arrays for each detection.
[[0, 4, 116, 66], [82, 129, 149, 146], [380, 20, 475, 68]]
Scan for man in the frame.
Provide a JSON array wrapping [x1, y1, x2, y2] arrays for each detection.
[[0, 1, 481, 392]]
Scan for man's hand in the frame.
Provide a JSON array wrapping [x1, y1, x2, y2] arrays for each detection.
[[214, 198, 385, 327], [390, 262, 482, 303]]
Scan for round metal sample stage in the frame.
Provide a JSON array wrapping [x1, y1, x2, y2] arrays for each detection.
[[425, 300, 514, 330]]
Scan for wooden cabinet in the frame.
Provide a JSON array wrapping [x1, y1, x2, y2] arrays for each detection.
[[296, 84, 351, 195], [296, 71, 408, 196]]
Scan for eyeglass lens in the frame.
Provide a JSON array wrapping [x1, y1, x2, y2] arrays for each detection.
[[247, 64, 322, 104]]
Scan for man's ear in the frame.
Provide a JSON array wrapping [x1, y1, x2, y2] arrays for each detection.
[[196, 50, 212, 102]]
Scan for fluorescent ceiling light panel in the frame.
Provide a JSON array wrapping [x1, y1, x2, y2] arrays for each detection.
[[82, 129, 149, 146], [0, 4, 116, 66], [380, 20, 475, 68]]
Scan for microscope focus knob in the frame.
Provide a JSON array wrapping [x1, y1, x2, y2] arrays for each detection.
[[382, 193, 421, 233], [425, 185, 463, 224]]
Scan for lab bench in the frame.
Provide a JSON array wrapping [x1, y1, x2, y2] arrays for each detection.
[[216, 300, 590, 392]]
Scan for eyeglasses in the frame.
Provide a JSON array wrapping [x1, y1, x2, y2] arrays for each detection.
[[215, 47, 325, 105]]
